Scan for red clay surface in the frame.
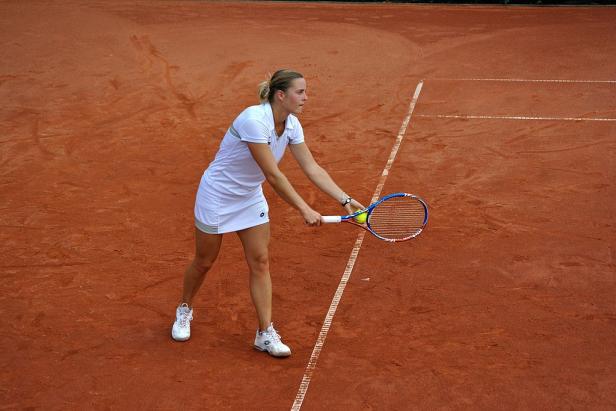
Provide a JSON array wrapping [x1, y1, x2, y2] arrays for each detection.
[[1, 1, 615, 409]]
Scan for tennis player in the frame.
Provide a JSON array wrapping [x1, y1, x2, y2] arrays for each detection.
[[171, 69, 364, 357]]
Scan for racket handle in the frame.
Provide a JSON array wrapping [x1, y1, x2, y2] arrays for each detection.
[[321, 216, 342, 224]]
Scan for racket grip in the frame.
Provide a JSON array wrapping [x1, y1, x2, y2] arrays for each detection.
[[321, 216, 342, 224]]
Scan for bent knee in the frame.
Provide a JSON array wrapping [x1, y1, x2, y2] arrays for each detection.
[[192, 255, 216, 273], [247, 252, 269, 274]]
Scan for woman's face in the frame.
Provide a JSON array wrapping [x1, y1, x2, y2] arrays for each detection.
[[280, 78, 308, 115]]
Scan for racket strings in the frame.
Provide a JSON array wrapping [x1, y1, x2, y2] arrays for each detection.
[[368, 196, 427, 241]]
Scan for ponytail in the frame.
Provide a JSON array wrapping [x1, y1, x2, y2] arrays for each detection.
[[258, 79, 271, 103]]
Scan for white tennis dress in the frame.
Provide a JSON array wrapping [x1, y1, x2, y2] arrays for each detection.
[[194, 102, 304, 234]]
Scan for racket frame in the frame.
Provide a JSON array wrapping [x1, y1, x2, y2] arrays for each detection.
[[321, 192, 429, 242]]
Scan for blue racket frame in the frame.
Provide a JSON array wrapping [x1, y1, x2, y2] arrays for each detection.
[[321, 192, 429, 242]]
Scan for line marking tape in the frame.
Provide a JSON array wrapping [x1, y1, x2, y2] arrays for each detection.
[[290, 80, 424, 411], [433, 78, 616, 84], [416, 114, 616, 122]]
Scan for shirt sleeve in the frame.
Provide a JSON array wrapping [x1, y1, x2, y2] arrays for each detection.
[[233, 116, 270, 144], [288, 117, 305, 145]]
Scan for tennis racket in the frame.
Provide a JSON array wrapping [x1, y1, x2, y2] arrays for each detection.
[[321, 193, 428, 242]]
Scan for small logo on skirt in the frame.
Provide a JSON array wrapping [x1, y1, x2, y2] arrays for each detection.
[[260, 212, 265, 217]]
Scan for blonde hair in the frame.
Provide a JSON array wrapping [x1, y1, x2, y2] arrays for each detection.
[[258, 69, 304, 103]]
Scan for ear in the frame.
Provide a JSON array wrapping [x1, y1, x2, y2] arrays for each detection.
[[275, 89, 285, 102]]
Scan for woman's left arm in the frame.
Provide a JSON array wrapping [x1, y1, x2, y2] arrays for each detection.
[[290, 142, 364, 213]]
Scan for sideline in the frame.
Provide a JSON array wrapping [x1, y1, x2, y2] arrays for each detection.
[[291, 80, 425, 411]]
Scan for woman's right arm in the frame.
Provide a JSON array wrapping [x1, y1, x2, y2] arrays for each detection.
[[247, 142, 322, 226]]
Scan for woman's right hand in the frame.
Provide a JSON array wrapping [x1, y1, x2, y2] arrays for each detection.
[[301, 207, 322, 226]]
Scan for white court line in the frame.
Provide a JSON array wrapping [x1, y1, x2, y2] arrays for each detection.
[[416, 114, 616, 122], [290, 80, 424, 411], [434, 78, 616, 84]]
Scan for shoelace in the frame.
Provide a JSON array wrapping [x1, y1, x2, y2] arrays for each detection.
[[267, 327, 282, 343], [180, 311, 192, 327], [178, 306, 192, 327]]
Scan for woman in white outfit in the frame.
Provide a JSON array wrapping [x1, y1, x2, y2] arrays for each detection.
[[171, 69, 364, 357]]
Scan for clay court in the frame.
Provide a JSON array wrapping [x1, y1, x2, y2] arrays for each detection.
[[1, 1, 615, 409]]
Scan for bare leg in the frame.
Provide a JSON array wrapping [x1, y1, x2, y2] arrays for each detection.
[[181, 227, 223, 306], [236, 223, 271, 331]]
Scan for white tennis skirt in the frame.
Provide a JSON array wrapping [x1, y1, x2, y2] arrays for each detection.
[[194, 178, 269, 234]]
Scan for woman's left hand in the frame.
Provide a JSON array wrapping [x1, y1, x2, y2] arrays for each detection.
[[344, 198, 366, 215]]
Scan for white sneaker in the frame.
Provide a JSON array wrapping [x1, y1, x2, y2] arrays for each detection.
[[171, 303, 193, 341], [254, 323, 291, 357]]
